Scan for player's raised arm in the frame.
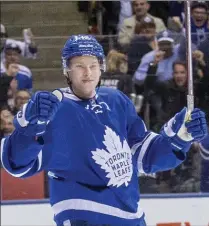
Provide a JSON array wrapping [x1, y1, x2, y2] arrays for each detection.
[[124, 93, 208, 174], [1, 90, 63, 178], [141, 109, 207, 173]]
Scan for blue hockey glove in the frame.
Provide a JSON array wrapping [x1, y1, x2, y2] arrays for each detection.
[[14, 90, 63, 136], [161, 107, 208, 151]]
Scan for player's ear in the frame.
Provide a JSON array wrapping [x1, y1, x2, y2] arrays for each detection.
[[97, 77, 101, 87], [65, 73, 72, 86]]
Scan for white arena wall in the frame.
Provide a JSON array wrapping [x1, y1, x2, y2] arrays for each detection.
[[1, 193, 209, 226]]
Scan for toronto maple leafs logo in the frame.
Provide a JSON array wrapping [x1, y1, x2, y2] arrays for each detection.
[[91, 126, 133, 188]]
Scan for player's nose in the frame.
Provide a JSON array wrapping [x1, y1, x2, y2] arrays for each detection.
[[84, 66, 92, 77]]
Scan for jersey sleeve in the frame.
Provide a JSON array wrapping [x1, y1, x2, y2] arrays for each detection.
[[1, 131, 46, 178], [122, 92, 189, 174]]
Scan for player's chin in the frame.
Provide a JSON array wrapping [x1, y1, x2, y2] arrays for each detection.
[[82, 81, 97, 89], [81, 85, 96, 95]]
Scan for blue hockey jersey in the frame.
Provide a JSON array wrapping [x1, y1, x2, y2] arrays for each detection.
[[1, 87, 189, 226]]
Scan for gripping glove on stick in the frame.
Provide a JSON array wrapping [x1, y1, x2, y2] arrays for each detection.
[[161, 107, 208, 151], [14, 90, 63, 136]]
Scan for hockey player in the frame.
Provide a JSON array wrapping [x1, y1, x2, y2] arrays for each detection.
[[1, 35, 208, 226]]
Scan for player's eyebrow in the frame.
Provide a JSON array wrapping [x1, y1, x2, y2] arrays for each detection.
[[72, 60, 99, 65], [91, 61, 99, 64]]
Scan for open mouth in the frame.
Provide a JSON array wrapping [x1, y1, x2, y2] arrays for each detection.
[[194, 18, 204, 23]]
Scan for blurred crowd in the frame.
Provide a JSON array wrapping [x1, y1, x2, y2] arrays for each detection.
[[0, 23, 36, 140], [1, 0, 209, 194]]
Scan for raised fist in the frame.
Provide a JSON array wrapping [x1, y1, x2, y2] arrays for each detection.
[[161, 107, 208, 151], [14, 90, 63, 136]]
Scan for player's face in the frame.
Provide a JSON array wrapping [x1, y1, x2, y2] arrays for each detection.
[[68, 55, 101, 98]]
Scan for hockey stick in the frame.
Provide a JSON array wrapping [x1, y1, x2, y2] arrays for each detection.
[[185, 0, 194, 112], [176, 0, 194, 140]]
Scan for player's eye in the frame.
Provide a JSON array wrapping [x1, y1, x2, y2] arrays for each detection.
[[91, 63, 100, 69], [90, 65, 97, 69], [75, 64, 85, 69]]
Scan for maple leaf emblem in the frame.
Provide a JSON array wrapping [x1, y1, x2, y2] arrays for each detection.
[[91, 126, 133, 187]]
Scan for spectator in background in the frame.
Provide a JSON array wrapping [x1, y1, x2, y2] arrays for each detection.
[[178, 48, 206, 77], [192, 50, 207, 88], [169, 1, 209, 44], [0, 43, 33, 91], [133, 31, 180, 130], [118, 0, 133, 31], [158, 61, 188, 124], [134, 30, 179, 87], [12, 90, 31, 115], [0, 106, 14, 141], [118, 0, 166, 48], [165, 16, 185, 45], [0, 75, 17, 109], [178, 1, 209, 60], [101, 49, 134, 98], [167, 1, 184, 36], [190, 2, 209, 46], [0, 114, 15, 139], [1, 24, 37, 60], [168, 1, 185, 24], [6, 76, 18, 110], [127, 16, 157, 76], [152, 60, 205, 129], [0, 106, 13, 120], [198, 34, 209, 72], [153, 60, 208, 193]]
